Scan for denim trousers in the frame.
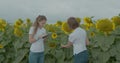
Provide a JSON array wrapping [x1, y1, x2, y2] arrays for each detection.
[[74, 50, 89, 63], [29, 51, 44, 63]]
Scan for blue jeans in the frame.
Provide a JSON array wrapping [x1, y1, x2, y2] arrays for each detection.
[[74, 50, 89, 63], [29, 51, 44, 63]]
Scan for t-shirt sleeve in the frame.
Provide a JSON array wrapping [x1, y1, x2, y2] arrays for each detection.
[[29, 27, 34, 34], [68, 34, 76, 43]]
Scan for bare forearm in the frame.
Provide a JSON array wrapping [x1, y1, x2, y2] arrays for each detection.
[[29, 38, 36, 43], [63, 44, 71, 48], [61, 42, 73, 48], [86, 38, 90, 45]]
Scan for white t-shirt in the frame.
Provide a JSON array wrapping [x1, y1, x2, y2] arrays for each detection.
[[69, 27, 87, 55], [29, 27, 46, 52]]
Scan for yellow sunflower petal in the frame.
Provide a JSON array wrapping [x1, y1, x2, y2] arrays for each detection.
[[14, 28, 23, 37], [61, 22, 73, 34], [96, 18, 115, 33], [0, 44, 3, 49], [52, 33, 57, 39]]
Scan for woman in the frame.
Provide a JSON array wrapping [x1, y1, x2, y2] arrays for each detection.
[[61, 17, 89, 63], [29, 15, 47, 63]]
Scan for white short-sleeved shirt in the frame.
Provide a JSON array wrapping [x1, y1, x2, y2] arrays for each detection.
[[69, 27, 87, 55], [29, 27, 46, 52]]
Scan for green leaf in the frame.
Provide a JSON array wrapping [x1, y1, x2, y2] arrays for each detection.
[[95, 34, 115, 51], [45, 53, 56, 63], [13, 40, 24, 49], [116, 53, 120, 61], [54, 50, 65, 63], [0, 48, 5, 53], [91, 48, 101, 59], [108, 45, 117, 56], [0, 55, 5, 62], [13, 49, 29, 63], [98, 52, 110, 63]]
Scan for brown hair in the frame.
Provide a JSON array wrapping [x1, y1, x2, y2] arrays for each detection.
[[32, 15, 47, 35], [67, 17, 79, 29]]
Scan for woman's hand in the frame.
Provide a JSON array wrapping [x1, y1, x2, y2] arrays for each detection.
[[61, 42, 73, 48], [38, 35, 43, 39], [38, 34, 48, 40]]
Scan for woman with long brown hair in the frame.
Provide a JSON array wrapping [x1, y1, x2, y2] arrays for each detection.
[[29, 15, 47, 63]]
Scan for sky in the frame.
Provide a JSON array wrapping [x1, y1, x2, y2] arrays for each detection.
[[0, 0, 120, 24]]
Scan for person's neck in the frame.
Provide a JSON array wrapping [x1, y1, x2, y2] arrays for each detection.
[[38, 25, 42, 29], [73, 27, 78, 30]]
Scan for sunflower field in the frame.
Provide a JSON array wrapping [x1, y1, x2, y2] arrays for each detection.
[[0, 15, 120, 63]]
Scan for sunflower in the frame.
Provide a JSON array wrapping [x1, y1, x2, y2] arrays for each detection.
[[0, 44, 3, 49], [0, 18, 7, 32], [14, 19, 23, 28], [83, 17, 93, 24], [84, 24, 90, 31], [111, 16, 120, 26], [14, 28, 23, 37], [61, 22, 73, 34], [90, 32, 95, 37], [55, 21, 62, 26], [83, 17, 94, 30], [45, 24, 56, 32], [48, 42, 56, 48], [96, 18, 115, 33], [26, 18, 31, 24], [52, 33, 57, 39], [76, 17, 81, 23], [0, 28, 5, 32], [0, 19, 7, 27]]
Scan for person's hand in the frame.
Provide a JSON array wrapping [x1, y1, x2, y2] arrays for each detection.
[[42, 34, 48, 39], [61, 44, 66, 48], [38, 35, 43, 39], [38, 34, 48, 39]]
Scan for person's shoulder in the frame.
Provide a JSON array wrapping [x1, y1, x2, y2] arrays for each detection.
[[30, 26, 35, 29], [42, 28, 46, 31], [79, 28, 86, 35], [69, 31, 76, 37], [29, 26, 35, 31], [42, 27, 45, 30], [79, 27, 86, 32]]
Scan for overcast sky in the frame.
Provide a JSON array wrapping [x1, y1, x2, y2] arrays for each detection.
[[0, 0, 120, 23]]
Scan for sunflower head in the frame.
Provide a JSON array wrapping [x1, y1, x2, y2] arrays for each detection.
[[52, 33, 57, 39], [26, 18, 31, 24], [96, 18, 115, 33], [48, 42, 56, 48], [0, 18, 7, 28], [15, 20, 22, 25], [14, 28, 23, 37], [55, 21, 62, 26], [45, 24, 56, 32], [76, 17, 81, 23], [111, 16, 120, 26], [84, 24, 90, 30], [90, 32, 95, 37], [14, 19, 23, 28], [0, 19, 7, 32], [0, 44, 3, 49], [83, 17, 93, 24], [0, 28, 5, 32], [61, 22, 73, 34]]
